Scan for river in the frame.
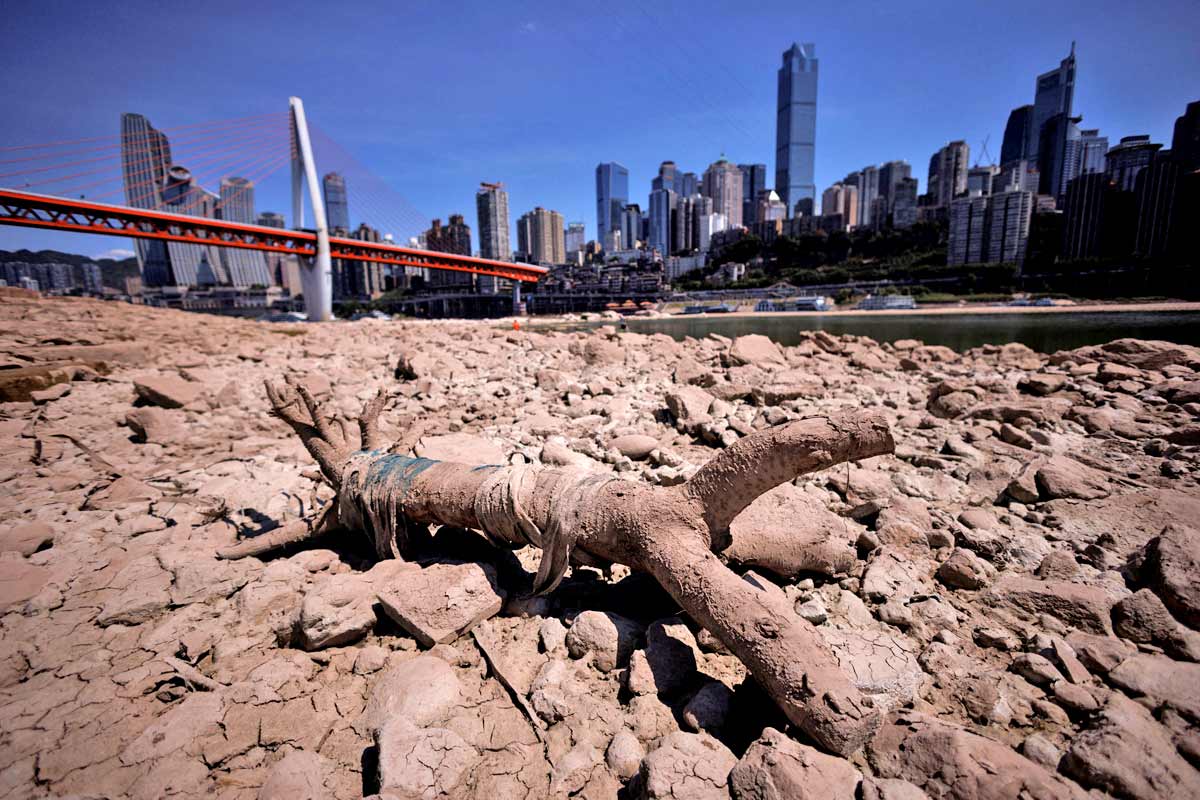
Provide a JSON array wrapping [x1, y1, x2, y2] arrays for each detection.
[[601, 310, 1200, 353]]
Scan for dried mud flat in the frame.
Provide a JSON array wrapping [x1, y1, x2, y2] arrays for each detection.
[[2, 293, 1200, 800]]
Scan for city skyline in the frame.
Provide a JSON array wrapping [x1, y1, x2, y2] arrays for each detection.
[[1, 1, 1198, 257]]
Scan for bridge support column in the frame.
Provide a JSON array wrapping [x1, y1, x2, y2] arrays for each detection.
[[289, 97, 333, 322], [511, 282, 522, 317]]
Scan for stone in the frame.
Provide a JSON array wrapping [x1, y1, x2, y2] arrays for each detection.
[[725, 483, 857, 578], [823, 625, 923, 711], [606, 729, 645, 779], [1112, 588, 1200, 661], [987, 575, 1113, 634], [665, 385, 715, 428], [1107, 653, 1200, 721], [565, 610, 643, 672], [861, 777, 932, 800], [125, 407, 177, 443], [376, 561, 505, 648], [681, 681, 733, 733], [96, 554, 172, 626], [867, 713, 1089, 800], [937, 548, 994, 590], [1046, 636, 1091, 684], [539, 617, 567, 652], [0, 521, 54, 557], [729, 726, 861, 800], [1021, 734, 1061, 770], [1066, 632, 1133, 675], [362, 654, 462, 733], [376, 717, 478, 798], [640, 731, 738, 800], [297, 574, 378, 650], [257, 750, 336, 800], [133, 374, 204, 408], [1034, 457, 1110, 501], [1010, 653, 1065, 687], [727, 334, 787, 368], [1063, 693, 1200, 799], [30, 382, 70, 404], [0, 557, 49, 611], [1136, 524, 1200, 630], [1019, 373, 1068, 396], [796, 595, 829, 625], [611, 434, 660, 460]]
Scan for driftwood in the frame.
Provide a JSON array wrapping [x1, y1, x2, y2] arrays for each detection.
[[220, 377, 896, 755]]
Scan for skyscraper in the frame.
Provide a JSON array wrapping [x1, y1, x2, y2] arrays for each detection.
[[892, 178, 919, 229], [843, 167, 879, 228], [322, 173, 350, 232], [652, 161, 678, 192], [565, 222, 586, 255], [1000, 105, 1036, 166], [218, 177, 271, 286], [948, 195, 990, 266], [1106, 135, 1162, 192], [160, 166, 225, 286], [1173, 100, 1200, 172], [821, 184, 857, 230], [620, 205, 641, 251], [775, 42, 818, 216], [987, 191, 1034, 264], [516, 207, 565, 264], [878, 161, 913, 223], [475, 182, 511, 261], [120, 113, 173, 285], [739, 163, 767, 225], [648, 188, 676, 256], [257, 211, 286, 228], [1077, 129, 1109, 177], [425, 215, 473, 288], [1032, 44, 1080, 165], [967, 165, 999, 196], [927, 141, 970, 207], [701, 159, 743, 229], [595, 162, 629, 246]]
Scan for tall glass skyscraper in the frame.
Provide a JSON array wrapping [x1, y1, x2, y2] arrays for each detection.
[[322, 172, 350, 232], [219, 177, 272, 286], [775, 42, 818, 216], [1032, 44, 1076, 163], [1000, 105, 1035, 167], [595, 162, 628, 246], [739, 163, 767, 224], [120, 113, 173, 285]]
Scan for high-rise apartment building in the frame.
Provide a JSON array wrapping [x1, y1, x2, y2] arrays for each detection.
[[701, 159, 743, 229], [878, 161, 912, 220], [986, 191, 1034, 264], [257, 211, 286, 228], [218, 176, 271, 286], [475, 182, 511, 261], [595, 162, 629, 247], [927, 141, 970, 207], [1000, 105, 1036, 166], [821, 184, 858, 230], [775, 42, 818, 216], [322, 173, 350, 232], [892, 178, 919, 229], [843, 166, 879, 228], [739, 163, 767, 225], [967, 165, 999, 197], [516, 207, 565, 265], [948, 195, 990, 265], [425, 215, 473, 288]]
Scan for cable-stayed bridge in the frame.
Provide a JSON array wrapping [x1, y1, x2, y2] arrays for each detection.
[[0, 98, 545, 320]]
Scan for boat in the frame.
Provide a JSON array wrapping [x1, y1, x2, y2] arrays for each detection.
[[857, 295, 916, 311], [680, 302, 737, 315]]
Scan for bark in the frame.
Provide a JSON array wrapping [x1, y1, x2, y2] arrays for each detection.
[[223, 379, 896, 755]]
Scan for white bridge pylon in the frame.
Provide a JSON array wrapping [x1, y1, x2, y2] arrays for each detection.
[[289, 97, 333, 322]]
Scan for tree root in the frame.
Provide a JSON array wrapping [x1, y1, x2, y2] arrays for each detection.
[[224, 379, 896, 755]]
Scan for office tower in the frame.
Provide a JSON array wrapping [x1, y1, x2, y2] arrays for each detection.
[[995, 160, 1040, 194], [927, 141, 970, 207], [821, 184, 858, 230], [892, 177, 919, 228], [322, 173, 350, 232], [1038, 113, 1082, 200], [673, 195, 695, 253], [595, 162, 629, 246], [349, 223, 386, 297], [776, 43, 818, 216], [257, 211, 286, 228], [701, 159, 744, 228], [987, 191, 1034, 263], [120, 113, 174, 285], [565, 222, 586, 255], [620, 204, 641, 250], [1001, 105, 1036, 166], [160, 166, 226, 286], [1032, 44, 1076, 165], [1077, 129, 1108, 176], [677, 172, 699, 198], [475, 182, 511, 261], [842, 167, 879, 228], [1173, 101, 1200, 172], [1062, 173, 1112, 259], [425, 215, 473, 287], [516, 207, 565, 264], [739, 163, 767, 225], [218, 177, 272, 286], [948, 195, 990, 265], [967, 165, 999, 196], [1134, 152, 1182, 258], [698, 212, 727, 252], [652, 161, 678, 192], [756, 190, 787, 223], [1106, 135, 1162, 192], [878, 161, 912, 219], [649, 188, 676, 256]]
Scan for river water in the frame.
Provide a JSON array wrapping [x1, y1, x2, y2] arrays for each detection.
[[607, 311, 1200, 353]]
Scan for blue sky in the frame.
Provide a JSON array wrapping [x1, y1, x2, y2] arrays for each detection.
[[1, 0, 1197, 258]]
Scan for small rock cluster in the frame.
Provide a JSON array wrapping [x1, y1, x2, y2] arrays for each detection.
[[1, 295, 1199, 799]]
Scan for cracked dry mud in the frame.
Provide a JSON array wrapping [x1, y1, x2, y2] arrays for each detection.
[[2, 293, 1200, 799]]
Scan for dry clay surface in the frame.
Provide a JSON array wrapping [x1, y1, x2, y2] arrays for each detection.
[[2, 293, 1200, 799]]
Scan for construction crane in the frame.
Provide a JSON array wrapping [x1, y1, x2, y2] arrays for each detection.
[[976, 135, 996, 167]]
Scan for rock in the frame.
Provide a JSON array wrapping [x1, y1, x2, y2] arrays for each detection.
[[725, 483, 857, 578], [415, 432, 506, 465], [30, 382, 70, 404], [125, 407, 177, 443], [1019, 373, 1068, 396], [257, 750, 336, 800], [565, 610, 643, 672], [1034, 457, 1110, 501], [987, 575, 1113, 634], [1045, 636, 1092, 684], [727, 334, 787, 368], [729, 726, 861, 800], [1063, 693, 1200, 799], [376, 561, 505, 648], [1053, 338, 1200, 371], [297, 574, 379, 650], [133, 374, 204, 408], [1067, 632, 1134, 675], [1112, 589, 1200, 661], [539, 617, 567, 652], [682, 681, 733, 733], [665, 385, 715, 428], [1010, 653, 1065, 687], [937, 548, 994, 590], [867, 713, 1089, 800], [1021, 734, 1061, 770], [95, 554, 171, 626], [861, 777, 932, 800], [607, 729, 645, 779], [1136, 524, 1200, 630], [796, 595, 829, 625], [1036, 550, 1079, 581], [0, 521, 54, 556], [0, 364, 80, 402], [0, 557, 49, 611], [611, 434, 659, 460], [376, 717, 478, 798], [1107, 653, 1200, 721], [362, 654, 462, 733], [640, 731, 737, 800], [823, 626, 923, 711]]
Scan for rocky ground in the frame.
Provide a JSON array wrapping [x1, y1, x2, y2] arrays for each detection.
[[1, 293, 1199, 800]]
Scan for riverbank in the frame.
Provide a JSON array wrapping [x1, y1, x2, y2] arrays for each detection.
[[637, 300, 1200, 320]]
